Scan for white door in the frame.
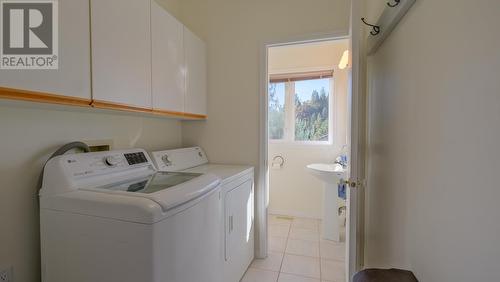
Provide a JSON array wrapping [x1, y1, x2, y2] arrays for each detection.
[[151, 0, 185, 113], [0, 0, 91, 100], [91, 0, 152, 109], [184, 27, 207, 116], [346, 0, 365, 280], [224, 180, 254, 282]]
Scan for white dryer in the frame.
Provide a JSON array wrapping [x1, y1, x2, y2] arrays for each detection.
[[151, 147, 254, 282], [40, 149, 222, 282]]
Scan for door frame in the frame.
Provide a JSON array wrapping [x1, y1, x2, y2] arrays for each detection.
[[257, 30, 362, 280], [347, 0, 367, 279]]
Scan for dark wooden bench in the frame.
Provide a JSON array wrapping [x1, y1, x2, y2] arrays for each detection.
[[353, 268, 418, 282]]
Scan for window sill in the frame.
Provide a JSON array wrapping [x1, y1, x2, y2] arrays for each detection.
[[269, 140, 334, 148]]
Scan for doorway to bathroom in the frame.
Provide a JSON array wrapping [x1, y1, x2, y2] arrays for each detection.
[[254, 4, 365, 281], [247, 38, 352, 282]]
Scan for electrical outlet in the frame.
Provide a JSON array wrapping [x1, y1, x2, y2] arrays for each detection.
[[0, 267, 12, 282]]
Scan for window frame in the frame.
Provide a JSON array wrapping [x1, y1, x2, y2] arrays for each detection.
[[268, 76, 335, 146], [267, 81, 287, 141]]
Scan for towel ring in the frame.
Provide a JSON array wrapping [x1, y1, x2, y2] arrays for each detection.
[[272, 155, 285, 167]]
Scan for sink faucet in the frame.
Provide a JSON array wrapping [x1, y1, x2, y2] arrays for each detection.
[[334, 158, 348, 169], [335, 145, 348, 169]]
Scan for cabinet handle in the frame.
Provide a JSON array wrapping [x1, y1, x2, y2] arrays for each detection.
[[229, 215, 233, 233]]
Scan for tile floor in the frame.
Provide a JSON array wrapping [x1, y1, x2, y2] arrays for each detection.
[[242, 215, 346, 282]]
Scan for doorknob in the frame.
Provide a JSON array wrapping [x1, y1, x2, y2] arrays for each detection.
[[342, 179, 360, 188]]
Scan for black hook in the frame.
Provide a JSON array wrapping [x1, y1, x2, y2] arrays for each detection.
[[387, 0, 401, 7], [361, 18, 380, 36]]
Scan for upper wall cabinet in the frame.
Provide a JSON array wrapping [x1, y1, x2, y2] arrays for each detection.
[[90, 0, 152, 109], [151, 0, 184, 113], [184, 27, 207, 116], [0, 0, 91, 101], [0, 0, 207, 119]]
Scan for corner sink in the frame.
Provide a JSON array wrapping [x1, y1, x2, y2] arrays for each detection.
[[306, 163, 347, 183], [306, 163, 348, 242]]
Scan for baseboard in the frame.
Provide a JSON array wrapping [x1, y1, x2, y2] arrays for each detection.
[[268, 209, 322, 220]]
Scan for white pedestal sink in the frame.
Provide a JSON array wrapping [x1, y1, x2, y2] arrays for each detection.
[[306, 163, 347, 242]]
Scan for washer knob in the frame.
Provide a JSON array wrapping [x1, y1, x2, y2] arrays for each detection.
[[105, 156, 120, 166], [162, 155, 172, 166]]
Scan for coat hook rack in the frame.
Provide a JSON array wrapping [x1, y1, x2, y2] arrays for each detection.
[[387, 0, 401, 7], [361, 18, 381, 36], [365, 0, 416, 55]]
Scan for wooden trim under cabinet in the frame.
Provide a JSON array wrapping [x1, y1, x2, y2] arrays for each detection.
[[182, 112, 207, 119], [92, 101, 206, 119], [92, 101, 207, 120], [0, 87, 207, 120], [91, 100, 154, 114], [153, 108, 188, 119], [153, 109, 207, 119], [0, 87, 91, 107]]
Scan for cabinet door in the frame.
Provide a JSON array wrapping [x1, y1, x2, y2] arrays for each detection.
[[151, 0, 184, 113], [90, 0, 152, 109], [224, 180, 254, 282], [0, 0, 91, 100], [184, 27, 207, 116]]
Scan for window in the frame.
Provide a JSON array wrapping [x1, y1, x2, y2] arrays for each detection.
[[268, 72, 333, 144], [294, 78, 330, 142], [268, 82, 286, 140]]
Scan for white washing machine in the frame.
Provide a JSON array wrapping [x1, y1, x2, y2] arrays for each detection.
[[151, 147, 254, 282], [40, 149, 222, 282]]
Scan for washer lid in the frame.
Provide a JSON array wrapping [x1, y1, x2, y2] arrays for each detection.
[[94, 172, 203, 194], [183, 164, 254, 184], [80, 172, 221, 213]]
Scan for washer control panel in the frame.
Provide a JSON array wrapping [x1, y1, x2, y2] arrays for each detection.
[[151, 147, 209, 172], [59, 149, 154, 178], [104, 156, 121, 167], [124, 152, 148, 165]]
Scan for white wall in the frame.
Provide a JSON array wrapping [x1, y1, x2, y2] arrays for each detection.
[[267, 41, 349, 218], [365, 0, 500, 281], [0, 3, 183, 281], [0, 103, 182, 282], [178, 0, 350, 250], [0, 1, 349, 280], [268, 145, 343, 218], [180, 0, 350, 164]]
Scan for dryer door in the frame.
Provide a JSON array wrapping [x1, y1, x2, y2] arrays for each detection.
[[224, 179, 254, 282]]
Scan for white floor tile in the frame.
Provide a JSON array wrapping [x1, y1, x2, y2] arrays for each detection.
[[320, 240, 345, 261], [286, 239, 320, 257], [292, 218, 319, 230], [281, 254, 321, 279], [241, 268, 279, 282], [270, 224, 291, 237], [289, 227, 319, 242], [320, 259, 345, 282], [278, 273, 320, 282], [269, 236, 288, 253], [251, 251, 284, 271]]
